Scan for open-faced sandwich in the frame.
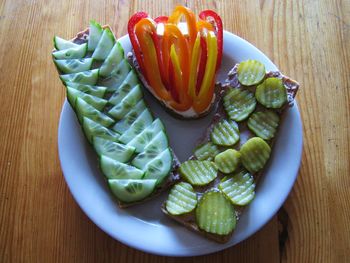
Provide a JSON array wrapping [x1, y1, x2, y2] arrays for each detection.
[[52, 21, 180, 208], [52, 5, 300, 244]]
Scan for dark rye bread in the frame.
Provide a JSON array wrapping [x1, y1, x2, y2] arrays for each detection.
[[53, 26, 180, 208], [161, 65, 300, 243]]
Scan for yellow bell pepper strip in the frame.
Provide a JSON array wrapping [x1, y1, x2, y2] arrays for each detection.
[[193, 31, 218, 113], [199, 10, 223, 70], [127, 12, 149, 79], [188, 33, 201, 99], [168, 6, 197, 49], [135, 18, 171, 101]]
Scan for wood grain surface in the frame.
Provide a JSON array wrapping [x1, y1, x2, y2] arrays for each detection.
[[0, 0, 349, 262]]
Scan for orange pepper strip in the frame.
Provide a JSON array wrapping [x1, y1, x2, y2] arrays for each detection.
[[188, 33, 201, 100], [196, 20, 214, 31], [135, 18, 171, 101], [193, 31, 218, 113], [168, 6, 197, 49]]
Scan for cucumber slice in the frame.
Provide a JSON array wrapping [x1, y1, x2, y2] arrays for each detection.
[[53, 36, 79, 50], [99, 42, 125, 77], [52, 43, 87, 59], [54, 58, 93, 74], [118, 108, 153, 144], [108, 179, 157, 203], [88, 20, 103, 51], [240, 137, 271, 173], [127, 119, 165, 153], [82, 117, 119, 143], [166, 182, 197, 215], [60, 69, 99, 85], [108, 85, 143, 120], [223, 88, 256, 122], [237, 59, 266, 86], [93, 137, 135, 163], [131, 131, 168, 169], [75, 97, 114, 127], [143, 148, 173, 184], [108, 70, 140, 105], [101, 155, 144, 179], [247, 110, 280, 140], [255, 77, 287, 109], [111, 100, 146, 134], [97, 59, 131, 92], [66, 87, 107, 111], [92, 28, 115, 60], [193, 142, 220, 161], [179, 160, 218, 186], [214, 149, 241, 174], [211, 119, 240, 146], [195, 191, 236, 235], [219, 170, 255, 206], [65, 82, 107, 98]]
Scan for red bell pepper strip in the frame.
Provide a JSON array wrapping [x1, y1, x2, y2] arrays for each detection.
[[127, 12, 149, 77], [134, 18, 171, 101], [154, 16, 168, 24], [199, 10, 223, 70]]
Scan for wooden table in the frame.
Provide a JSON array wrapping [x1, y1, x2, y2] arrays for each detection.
[[1, 0, 349, 262]]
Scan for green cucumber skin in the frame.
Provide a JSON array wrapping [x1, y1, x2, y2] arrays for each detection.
[[88, 20, 103, 52]]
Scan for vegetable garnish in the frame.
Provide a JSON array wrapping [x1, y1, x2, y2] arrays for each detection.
[[128, 6, 223, 115]]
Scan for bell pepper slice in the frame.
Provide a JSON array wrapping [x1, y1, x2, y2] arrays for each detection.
[[135, 18, 171, 101], [168, 6, 197, 48], [188, 33, 201, 99], [154, 16, 168, 24], [127, 12, 149, 76], [199, 10, 223, 70]]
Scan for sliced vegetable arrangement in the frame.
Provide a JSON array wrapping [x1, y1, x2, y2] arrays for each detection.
[[127, 6, 223, 117], [163, 59, 299, 243], [52, 21, 176, 206]]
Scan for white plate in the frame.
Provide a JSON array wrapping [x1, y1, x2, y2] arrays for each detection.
[[58, 31, 302, 256]]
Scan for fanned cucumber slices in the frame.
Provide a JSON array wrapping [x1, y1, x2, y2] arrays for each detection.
[[52, 21, 174, 205]]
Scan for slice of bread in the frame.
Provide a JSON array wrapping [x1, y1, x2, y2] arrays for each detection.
[[161, 65, 300, 243], [53, 25, 180, 208]]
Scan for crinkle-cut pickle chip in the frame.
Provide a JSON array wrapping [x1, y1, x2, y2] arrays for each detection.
[[196, 191, 236, 235], [240, 137, 271, 173], [179, 160, 218, 186], [237, 59, 266, 86], [194, 142, 220, 161], [166, 182, 198, 215], [211, 119, 240, 146], [214, 149, 241, 174], [223, 88, 257, 122], [247, 110, 280, 140], [255, 77, 288, 109], [219, 170, 256, 206]]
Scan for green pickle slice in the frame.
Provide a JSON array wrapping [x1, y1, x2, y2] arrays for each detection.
[[237, 59, 266, 86], [165, 182, 198, 215], [179, 160, 218, 186], [223, 88, 256, 121], [214, 149, 241, 174], [255, 77, 287, 109], [240, 137, 271, 173], [247, 110, 280, 140], [211, 119, 240, 146], [193, 142, 220, 161], [219, 170, 255, 206], [196, 191, 236, 235]]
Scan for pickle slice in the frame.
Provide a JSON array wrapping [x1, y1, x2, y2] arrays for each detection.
[[214, 149, 241, 174], [193, 142, 220, 161], [219, 170, 255, 206], [240, 137, 271, 173], [247, 110, 280, 140], [223, 88, 256, 121], [165, 182, 197, 215], [255, 77, 287, 109], [237, 59, 266, 86], [179, 160, 218, 186], [195, 191, 236, 235], [211, 119, 240, 146]]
